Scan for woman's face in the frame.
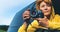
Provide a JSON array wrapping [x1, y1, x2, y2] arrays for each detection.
[[40, 1, 51, 16]]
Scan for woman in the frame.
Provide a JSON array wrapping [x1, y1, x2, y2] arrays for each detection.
[[18, 0, 60, 32]]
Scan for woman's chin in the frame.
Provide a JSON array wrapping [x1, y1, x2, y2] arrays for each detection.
[[44, 13, 50, 16]]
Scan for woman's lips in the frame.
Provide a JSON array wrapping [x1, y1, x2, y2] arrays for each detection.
[[43, 10, 49, 13]]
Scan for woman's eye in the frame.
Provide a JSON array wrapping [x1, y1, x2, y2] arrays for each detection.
[[41, 5, 45, 7], [47, 5, 51, 7]]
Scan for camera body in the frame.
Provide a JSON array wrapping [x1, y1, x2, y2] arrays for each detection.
[[30, 4, 44, 18], [30, 10, 44, 18]]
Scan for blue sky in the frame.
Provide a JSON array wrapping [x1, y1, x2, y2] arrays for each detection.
[[0, 0, 35, 25]]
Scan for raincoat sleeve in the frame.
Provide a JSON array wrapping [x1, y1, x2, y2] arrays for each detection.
[[27, 20, 38, 32], [27, 20, 47, 32], [18, 23, 27, 32], [49, 15, 60, 30], [18, 20, 40, 32]]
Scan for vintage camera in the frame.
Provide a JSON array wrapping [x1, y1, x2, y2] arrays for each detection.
[[30, 6, 44, 18], [30, 10, 44, 18]]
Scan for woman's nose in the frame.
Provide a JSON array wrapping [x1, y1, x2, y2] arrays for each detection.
[[44, 6, 47, 10], [45, 8, 47, 10]]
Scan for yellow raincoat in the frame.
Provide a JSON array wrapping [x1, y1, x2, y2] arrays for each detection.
[[18, 6, 60, 32]]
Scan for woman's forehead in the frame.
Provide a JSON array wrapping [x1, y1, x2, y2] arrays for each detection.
[[40, 1, 46, 5], [40, 1, 52, 6]]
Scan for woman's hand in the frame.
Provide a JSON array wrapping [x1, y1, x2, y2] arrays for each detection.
[[23, 10, 30, 20], [22, 10, 30, 26], [35, 16, 49, 28]]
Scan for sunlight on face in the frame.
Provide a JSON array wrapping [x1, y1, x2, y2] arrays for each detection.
[[40, 1, 51, 16]]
